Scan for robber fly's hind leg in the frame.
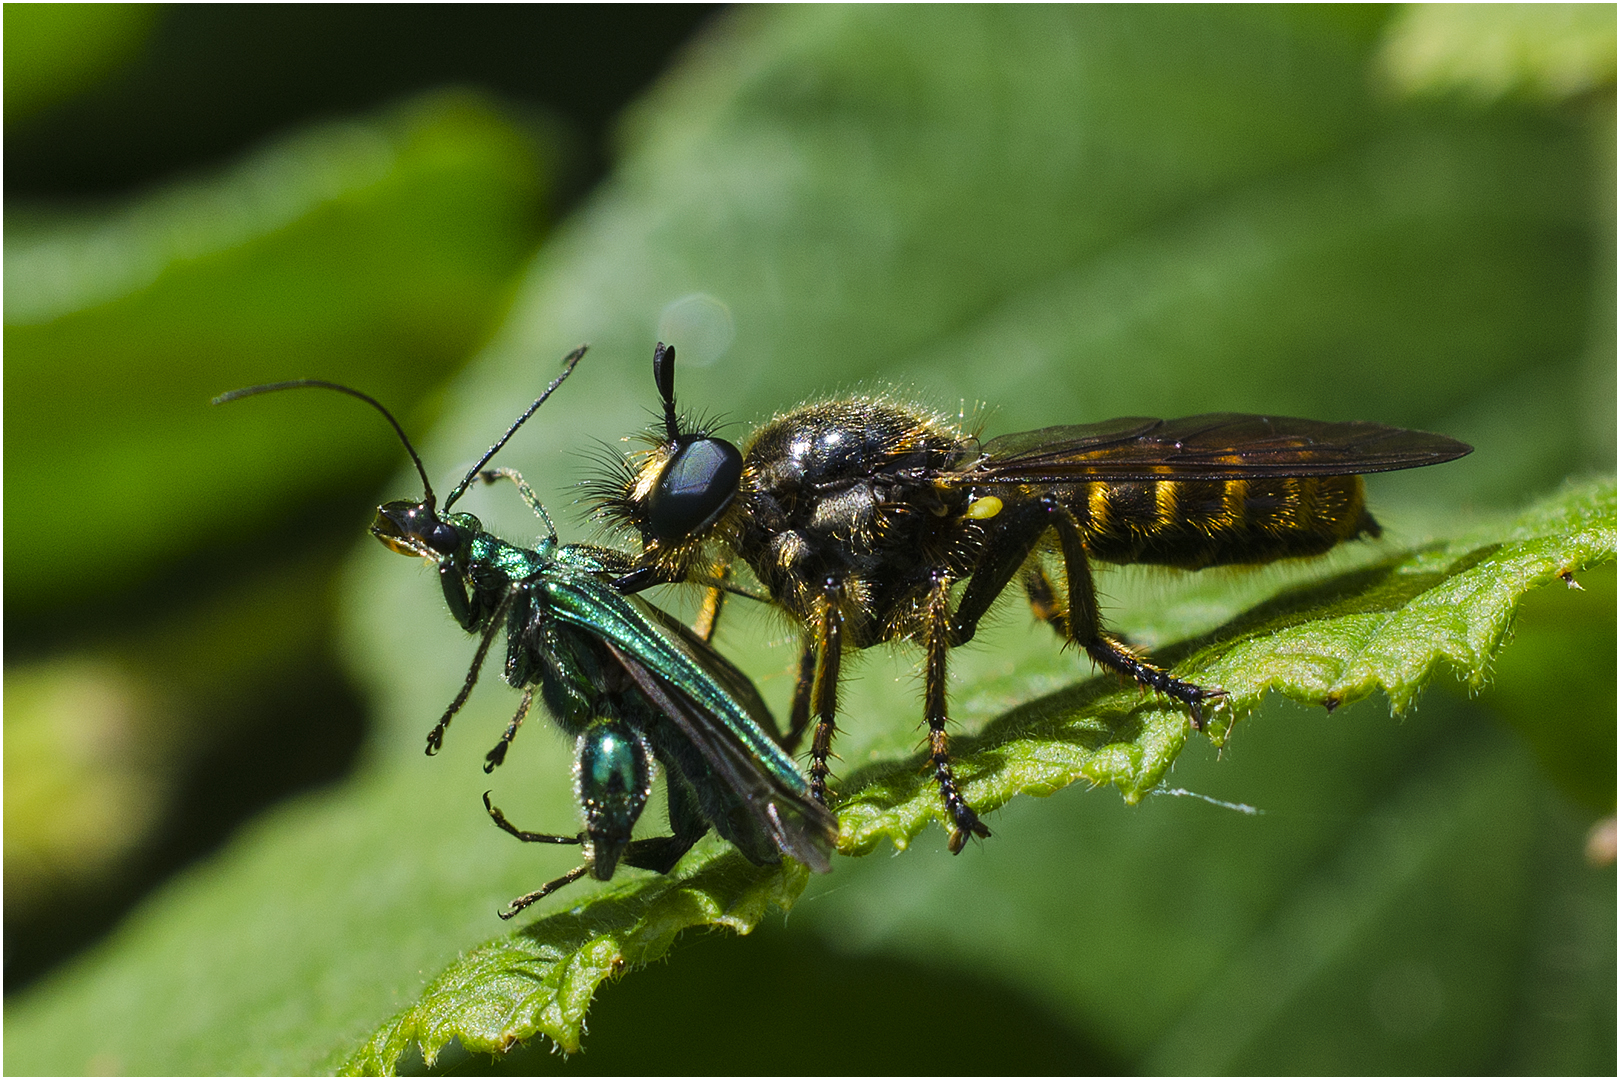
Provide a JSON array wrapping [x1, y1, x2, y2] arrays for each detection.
[[1022, 564, 1071, 640], [1049, 503, 1224, 730], [923, 573, 991, 854]]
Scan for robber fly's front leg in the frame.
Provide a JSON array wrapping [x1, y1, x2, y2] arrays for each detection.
[[784, 641, 817, 754], [806, 580, 845, 807], [690, 560, 733, 644]]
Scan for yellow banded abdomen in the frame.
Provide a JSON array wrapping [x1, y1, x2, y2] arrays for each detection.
[[1070, 476, 1376, 569]]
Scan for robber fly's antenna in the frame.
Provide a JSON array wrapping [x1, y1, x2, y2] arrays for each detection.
[[443, 345, 589, 511], [652, 341, 683, 444], [212, 380, 437, 507]]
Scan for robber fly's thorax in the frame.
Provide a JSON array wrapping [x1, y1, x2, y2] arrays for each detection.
[[733, 398, 980, 631]]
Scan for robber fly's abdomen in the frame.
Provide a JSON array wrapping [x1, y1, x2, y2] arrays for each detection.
[[1068, 475, 1378, 569]]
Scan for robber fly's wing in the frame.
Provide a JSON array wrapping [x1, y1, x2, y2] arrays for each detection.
[[972, 413, 1472, 482], [601, 639, 837, 873], [975, 417, 1162, 461]]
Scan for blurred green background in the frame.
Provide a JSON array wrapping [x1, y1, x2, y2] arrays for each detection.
[[5, 5, 1614, 1075]]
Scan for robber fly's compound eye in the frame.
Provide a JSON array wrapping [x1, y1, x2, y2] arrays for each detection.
[[647, 436, 743, 543]]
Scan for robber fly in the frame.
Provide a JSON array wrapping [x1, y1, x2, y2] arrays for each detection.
[[591, 343, 1473, 853], [216, 348, 834, 917]]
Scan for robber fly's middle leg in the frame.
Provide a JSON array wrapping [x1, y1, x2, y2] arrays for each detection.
[[949, 495, 1058, 646], [921, 571, 992, 853]]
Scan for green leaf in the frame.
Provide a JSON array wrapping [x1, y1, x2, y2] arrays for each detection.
[[328, 480, 1613, 1073], [3, 4, 156, 122], [341, 849, 807, 1074]]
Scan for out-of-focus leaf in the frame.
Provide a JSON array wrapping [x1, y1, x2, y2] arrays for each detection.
[[3, 556, 359, 926], [1380, 3, 1618, 104], [3, 4, 156, 122], [3, 659, 165, 912], [4, 8, 1610, 1076], [4, 90, 549, 611], [1478, 560, 1617, 811]]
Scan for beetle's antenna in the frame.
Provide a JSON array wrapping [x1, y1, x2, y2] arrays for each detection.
[[443, 345, 589, 510], [213, 380, 437, 507], [652, 341, 680, 444]]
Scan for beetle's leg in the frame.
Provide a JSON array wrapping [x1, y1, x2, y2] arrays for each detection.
[[439, 561, 476, 630], [1050, 505, 1223, 730], [783, 639, 817, 753], [483, 791, 590, 919], [497, 866, 591, 920], [807, 583, 845, 806], [489, 772, 717, 920], [619, 774, 710, 874], [484, 790, 582, 846], [923, 571, 991, 853], [483, 687, 535, 772], [480, 466, 556, 542], [426, 585, 518, 754]]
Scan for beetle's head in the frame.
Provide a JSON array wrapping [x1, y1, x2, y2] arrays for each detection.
[[370, 498, 478, 561]]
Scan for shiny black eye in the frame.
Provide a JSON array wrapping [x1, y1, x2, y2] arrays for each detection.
[[647, 436, 742, 543], [425, 520, 461, 554]]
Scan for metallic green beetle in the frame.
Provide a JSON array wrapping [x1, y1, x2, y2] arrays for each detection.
[[217, 348, 834, 917]]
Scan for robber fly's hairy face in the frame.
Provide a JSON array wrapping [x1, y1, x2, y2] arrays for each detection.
[[589, 366, 747, 588]]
